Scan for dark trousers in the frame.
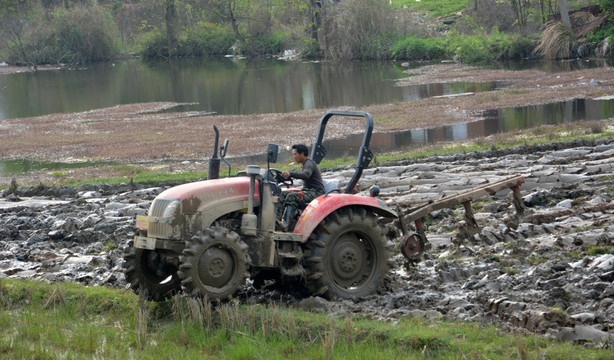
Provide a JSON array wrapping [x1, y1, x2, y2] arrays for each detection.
[[281, 188, 324, 208]]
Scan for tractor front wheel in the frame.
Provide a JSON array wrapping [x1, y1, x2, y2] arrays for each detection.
[[178, 227, 249, 301], [304, 207, 388, 300], [123, 241, 181, 301]]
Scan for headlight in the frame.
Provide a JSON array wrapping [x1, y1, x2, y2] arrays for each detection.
[[162, 200, 182, 219]]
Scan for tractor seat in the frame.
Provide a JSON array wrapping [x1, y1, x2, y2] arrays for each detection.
[[323, 179, 340, 194]]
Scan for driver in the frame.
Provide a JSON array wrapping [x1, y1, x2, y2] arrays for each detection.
[[279, 144, 325, 231]]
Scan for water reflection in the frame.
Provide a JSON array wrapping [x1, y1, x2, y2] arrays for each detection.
[[230, 98, 614, 166], [328, 98, 614, 158], [0, 58, 502, 120], [0, 59, 412, 120]]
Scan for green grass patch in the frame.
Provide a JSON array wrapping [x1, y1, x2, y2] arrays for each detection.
[[1, 278, 612, 359], [55, 170, 209, 187], [587, 245, 614, 256], [51, 170, 69, 177], [391, 0, 467, 17], [390, 36, 446, 61]]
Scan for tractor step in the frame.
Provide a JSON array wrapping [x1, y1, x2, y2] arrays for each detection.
[[278, 249, 304, 276]]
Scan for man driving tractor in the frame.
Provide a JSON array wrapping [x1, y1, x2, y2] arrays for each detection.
[[280, 144, 325, 231]]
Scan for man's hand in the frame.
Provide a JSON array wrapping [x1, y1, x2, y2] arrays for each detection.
[[282, 171, 290, 179]]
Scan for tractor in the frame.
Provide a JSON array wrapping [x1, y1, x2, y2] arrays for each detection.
[[123, 110, 399, 301]]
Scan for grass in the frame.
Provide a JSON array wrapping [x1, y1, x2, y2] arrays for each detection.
[[392, 0, 467, 18], [587, 245, 614, 256], [1, 278, 612, 359], [59, 168, 211, 187]]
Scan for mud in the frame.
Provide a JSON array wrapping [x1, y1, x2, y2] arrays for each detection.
[[2, 138, 614, 345]]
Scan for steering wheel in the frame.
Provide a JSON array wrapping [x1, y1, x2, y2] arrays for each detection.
[[269, 168, 293, 187]]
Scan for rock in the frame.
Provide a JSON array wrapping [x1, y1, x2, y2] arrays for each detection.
[[571, 312, 596, 324], [555, 325, 614, 344], [297, 296, 331, 311], [588, 254, 614, 272]]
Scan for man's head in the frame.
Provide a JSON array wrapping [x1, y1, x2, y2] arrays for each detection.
[[291, 144, 309, 164]]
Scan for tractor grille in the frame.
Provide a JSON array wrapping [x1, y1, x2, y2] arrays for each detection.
[[150, 198, 174, 217], [148, 198, 174, 238]]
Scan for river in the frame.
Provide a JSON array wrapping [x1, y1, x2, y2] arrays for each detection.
[[0, 57, 609, 121]]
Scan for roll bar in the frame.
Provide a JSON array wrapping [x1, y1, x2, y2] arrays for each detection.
[[311, 110, 374, 194]]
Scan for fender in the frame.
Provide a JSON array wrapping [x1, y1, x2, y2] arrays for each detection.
[[293, 193, 397, 242]]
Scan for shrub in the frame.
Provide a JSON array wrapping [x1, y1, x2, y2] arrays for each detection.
[[533, 21, 576, 59], [390, 37, 445, 60], [321, 0, 399, 60], [445, 30, 491, 64], [504, 35, 535, 59], [5, 2, 118, 65], [298, 37, 321, 60], [51, 4, 118, 63], [140, 22, 235, 58], [240, 31, 291, 56], [442, 28, 536, 64], [140, 23, 291, 59], [138, 31, 170, 58], [184, 22, 235, 56]]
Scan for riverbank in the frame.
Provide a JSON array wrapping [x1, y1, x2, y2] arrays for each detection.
[[2, 63, 614, 187]]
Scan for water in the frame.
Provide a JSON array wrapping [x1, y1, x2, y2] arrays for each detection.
[[0, 58, 507, 120], [320, 98, 614, 159]]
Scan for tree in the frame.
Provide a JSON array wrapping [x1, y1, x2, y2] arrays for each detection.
[[0, 0, 39, 67], [206, 0, 277, 56], [165, 0, 178, 57], [309, 0, 321, 42], [558, 0, 571, 28], [509, 0, 530, 29]]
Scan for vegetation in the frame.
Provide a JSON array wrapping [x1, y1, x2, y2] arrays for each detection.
[[1, 278, 612, 359], [1, 1, 119, 66], [587, 245, 614, 255], [391, 0, 467, 17], [1, 0, 613, 65]]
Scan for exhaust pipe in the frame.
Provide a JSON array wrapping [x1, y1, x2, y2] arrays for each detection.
[[208, 125, 220, 179]]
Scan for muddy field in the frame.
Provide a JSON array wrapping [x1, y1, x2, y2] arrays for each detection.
[[2, 63, 614, 187], [2, 63, 614, 346], [2, 138, 614, 346]]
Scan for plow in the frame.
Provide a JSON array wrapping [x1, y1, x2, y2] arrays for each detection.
[[395, 174, 525, 260]]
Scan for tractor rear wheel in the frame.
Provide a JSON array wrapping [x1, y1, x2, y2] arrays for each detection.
[[304, 207, 388, 300], [123, 241, 181, 301], [178, 227, 249, 301]]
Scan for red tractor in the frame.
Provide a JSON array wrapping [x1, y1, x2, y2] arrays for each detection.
[[123, 110, 398, 301]]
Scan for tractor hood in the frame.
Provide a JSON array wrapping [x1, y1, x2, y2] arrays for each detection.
[[157, 177, 259, 213]]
